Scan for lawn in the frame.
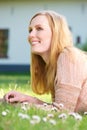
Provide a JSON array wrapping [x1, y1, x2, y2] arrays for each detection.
[[0, 74, 87, 130]]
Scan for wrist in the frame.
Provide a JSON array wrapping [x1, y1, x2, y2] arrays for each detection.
[[23, 95, 37, 104], [24, 95, 44, 104]]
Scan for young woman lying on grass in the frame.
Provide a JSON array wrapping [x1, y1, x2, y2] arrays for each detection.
[[2, 10, 87, 113]]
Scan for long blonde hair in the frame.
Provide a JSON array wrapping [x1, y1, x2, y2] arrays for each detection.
[[29, 10, 73, 95]]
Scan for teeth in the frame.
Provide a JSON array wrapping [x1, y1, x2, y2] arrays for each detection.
[[32, 42, 39, 45]]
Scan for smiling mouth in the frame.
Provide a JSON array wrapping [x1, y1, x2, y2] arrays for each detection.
[[32, 41, 40, 45]]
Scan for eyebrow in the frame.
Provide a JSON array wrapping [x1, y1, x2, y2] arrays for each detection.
[[29, 24, 42, 28]]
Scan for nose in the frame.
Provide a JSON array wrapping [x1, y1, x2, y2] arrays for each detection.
[[29, 29, 36, 38], [28, 29, 36, 43]]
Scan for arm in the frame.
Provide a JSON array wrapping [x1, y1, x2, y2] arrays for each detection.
[[54, 47, 85, 112], [54, 83, 80, 111], [3, 90, 45, 105], [75, 79, 87, 113]]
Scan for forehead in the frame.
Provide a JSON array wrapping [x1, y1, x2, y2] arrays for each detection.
[[30, 15, 49, 26]]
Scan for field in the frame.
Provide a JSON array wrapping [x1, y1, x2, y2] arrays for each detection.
[[0, 74, 87, 130]]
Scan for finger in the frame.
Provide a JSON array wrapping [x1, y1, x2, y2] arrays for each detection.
[[5, 93, 11, 100], [4, 93, 14, 102], [9, 97, 19, 103]]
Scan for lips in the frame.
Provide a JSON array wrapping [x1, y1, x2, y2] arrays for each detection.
[[31, 40, 41, 46]]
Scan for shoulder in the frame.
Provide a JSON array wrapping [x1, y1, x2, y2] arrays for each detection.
[[56, 46, 87, 82], [57, 46, 76, 64], [57, 46, 87, 65], [55, 47, 87, 89]]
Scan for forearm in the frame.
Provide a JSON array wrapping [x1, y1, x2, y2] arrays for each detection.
[[23, 94, 45, 105], [55, 84, 81, 112], [75, 81, 87, 113], [3, 90, 50, 105]]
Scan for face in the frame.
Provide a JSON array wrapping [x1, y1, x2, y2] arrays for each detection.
[[28, 15, 52, 56]]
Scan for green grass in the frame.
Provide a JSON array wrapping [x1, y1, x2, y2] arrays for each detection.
[[0, 74, 87, 130], [0, 74, 51, 102]]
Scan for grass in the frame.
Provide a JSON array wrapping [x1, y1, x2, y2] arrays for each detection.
[[0, 74, 87, 130], [0, 74, 51, 102]]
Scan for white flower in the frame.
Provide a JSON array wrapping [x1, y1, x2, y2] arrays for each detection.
[[69, 112, 77, 117], [49, 119, 56, 125], [43, 103, 48, 107], [22, 102, 29, 105], [51, 107, 58, 112], [42, 117, 48, 122], [59, 103, 64, 109], [75, 114, 82, 121], [58, 113, 67, 119], [69, 112, 82, 121], [18, 112, 30, 119], [21, 105, 27, 111], [32, 115, 41, 123], [21, 102, 29, 111], [30, 115, 41, 125], [30, 120, 37, 125], [52, 102, 64, 110], [2, 109, 10, 116], [2, 111, 7, 116], [47, 113, 54, 118], [84, 112, 87, 115]]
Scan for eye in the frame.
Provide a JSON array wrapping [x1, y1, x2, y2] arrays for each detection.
[[29, 28, 32, 33], [36, 26, 43, 31]]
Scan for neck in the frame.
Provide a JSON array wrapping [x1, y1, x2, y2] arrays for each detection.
[[40, 51, 50, 65]]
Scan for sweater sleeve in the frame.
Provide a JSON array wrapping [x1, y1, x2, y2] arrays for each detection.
[[54, 47, 87, 112], [75, 79, 87, 113]]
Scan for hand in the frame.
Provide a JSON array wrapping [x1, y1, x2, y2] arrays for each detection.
[[4, 90, 28, 103], [3, 90, 44, 104]]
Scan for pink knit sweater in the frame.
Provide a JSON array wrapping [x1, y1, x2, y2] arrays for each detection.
[[54, 47, 87, 112]]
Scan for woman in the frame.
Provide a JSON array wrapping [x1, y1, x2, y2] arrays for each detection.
[[3, 10, 87, 113]]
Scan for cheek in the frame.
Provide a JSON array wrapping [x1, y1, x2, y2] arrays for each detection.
[[43, 39, 51, 50], [46, 34, 52, 46], [47, 31, 52, 43], [45, 31, 52, 40]]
